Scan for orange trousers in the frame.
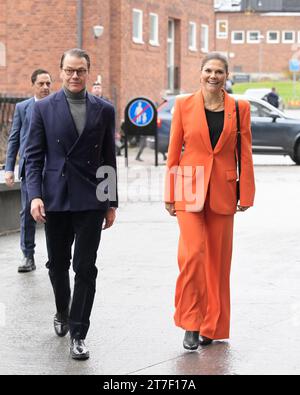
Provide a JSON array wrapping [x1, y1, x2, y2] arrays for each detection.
[[175, 197, 234, 340]]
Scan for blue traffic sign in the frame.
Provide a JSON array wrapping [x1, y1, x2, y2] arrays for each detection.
[[289, 59, 300, 72], [128, 99, 155, 127]]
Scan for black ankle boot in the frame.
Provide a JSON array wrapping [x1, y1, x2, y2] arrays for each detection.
[[199, 335, 213, 346], [183, 331, 199, 350]]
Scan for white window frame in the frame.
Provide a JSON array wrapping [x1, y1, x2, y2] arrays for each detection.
[[267, 31, 280, 44], [231, 31, 245, 44], [189, 22, 197, 51], [282, 31, 295, 44], [216, 20, 228, 39], [201, 24, 209, 53], [149, 13, 159, 46], [132, 9, 144, 44], [298, 31, 300, 44], [0, 42, 6, 67], [247, 31, 261, 44]]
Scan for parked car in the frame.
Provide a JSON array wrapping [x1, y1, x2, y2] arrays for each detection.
[[244, 88, 285, 111], [147, 94, 300, 164]]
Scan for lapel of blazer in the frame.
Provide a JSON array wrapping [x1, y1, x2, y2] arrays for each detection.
[[23, 98, 35, 127], [54, 89, 79, 151], [197, 89, 235, 154], [213, 91, 235, 154], [197, 90, 213, 153], [66, 93, 102, 155], [82, 93, 101, 135]]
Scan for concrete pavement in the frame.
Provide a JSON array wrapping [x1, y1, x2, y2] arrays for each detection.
[[0, 150, 300, 375]]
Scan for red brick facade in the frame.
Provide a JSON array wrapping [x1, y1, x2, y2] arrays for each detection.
[[215, 11, 300, 77], [0, 0, 215, 126]]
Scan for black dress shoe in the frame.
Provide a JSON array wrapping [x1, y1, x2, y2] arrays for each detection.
[[54, 309, 69, 337], [18, 257, 36, 273], [199, 335, 213, 346], [70, 339, 90, 360], [183, 331, 199, 350]]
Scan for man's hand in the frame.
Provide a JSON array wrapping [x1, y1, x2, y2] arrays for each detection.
[[165, 202, 176, 217], [5, 171, 15, 188], [31, 198, 46, 223], [103, 207, 116, 230]]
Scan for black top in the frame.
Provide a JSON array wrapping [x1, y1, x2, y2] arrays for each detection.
[[205, 109, 224, 150]]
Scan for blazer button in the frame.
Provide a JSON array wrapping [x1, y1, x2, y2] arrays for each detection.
[[57, 139, 60, 143], [94, 145, 98, 148], [62, 173, 65, 177]]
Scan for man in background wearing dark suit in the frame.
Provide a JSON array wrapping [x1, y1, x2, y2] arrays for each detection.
[[5, 69, 52, 273], [26, 49, 118, 360]]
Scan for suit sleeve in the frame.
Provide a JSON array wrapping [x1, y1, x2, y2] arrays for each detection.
[[103, 105, 118, 208], [164, 98, 184, 203], [5, 104, 22, 172], [25, 102, 46, 202], [239, 101, 255, 207]]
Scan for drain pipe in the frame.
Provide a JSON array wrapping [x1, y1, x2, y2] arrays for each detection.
[[77, 0, 83, 48]]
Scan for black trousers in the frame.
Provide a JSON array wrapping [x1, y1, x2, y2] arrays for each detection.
[[45, 210, 105, 339]]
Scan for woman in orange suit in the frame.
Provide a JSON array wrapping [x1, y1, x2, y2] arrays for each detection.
[[165, 53, 255, 350]]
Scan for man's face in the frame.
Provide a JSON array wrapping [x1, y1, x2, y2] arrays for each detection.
[[92, 84, 102, 97], [33, 74, 52, 99], [60, 54, 89, 93]]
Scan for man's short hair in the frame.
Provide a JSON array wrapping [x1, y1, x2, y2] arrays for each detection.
[[31, 69, 51, 85], [60, 48, 91, 70]]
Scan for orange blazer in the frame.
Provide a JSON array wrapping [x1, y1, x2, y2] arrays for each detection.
[[165, 90, 255, 214]]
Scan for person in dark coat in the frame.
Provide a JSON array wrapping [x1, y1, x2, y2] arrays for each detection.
[[266, 87, 279, 108], [5, 69, 52, 273], [26, 48, 118, 360]]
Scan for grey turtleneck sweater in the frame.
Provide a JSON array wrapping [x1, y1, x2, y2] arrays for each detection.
[[63, 86, 87, 136]]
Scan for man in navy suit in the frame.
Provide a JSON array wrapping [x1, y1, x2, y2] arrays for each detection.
[[5, 69, 52, 273], [25, 49, 118, 360]]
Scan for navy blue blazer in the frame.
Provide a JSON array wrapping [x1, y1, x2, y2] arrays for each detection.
[[5, 97, 35, 178], [25, 89, 118, 212]]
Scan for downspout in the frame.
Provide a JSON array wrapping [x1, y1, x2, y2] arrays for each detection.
[[77, 0, 83, 49]]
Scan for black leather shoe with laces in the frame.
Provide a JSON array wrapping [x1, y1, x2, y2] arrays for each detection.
[[70, 339, 90, 360], [18, 257, 36, 273]]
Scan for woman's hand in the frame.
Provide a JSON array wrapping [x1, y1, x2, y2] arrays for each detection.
[[237, 205, 250, 212], [165, 202, 176, 217]]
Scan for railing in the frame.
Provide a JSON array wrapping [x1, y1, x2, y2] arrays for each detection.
[[0, 96, 28, 164]]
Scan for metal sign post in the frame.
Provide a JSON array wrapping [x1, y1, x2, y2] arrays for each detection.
[[289, 59, 300, 98], [123, 97, 158, 167]]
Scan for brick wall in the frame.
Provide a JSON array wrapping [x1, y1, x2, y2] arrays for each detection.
[[215, 11, 300, 75], [115, 0, 215, 126], [0, 0, 215, 126]]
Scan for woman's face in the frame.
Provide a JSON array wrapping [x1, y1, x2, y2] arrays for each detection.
[[200, 59, 228, 94]]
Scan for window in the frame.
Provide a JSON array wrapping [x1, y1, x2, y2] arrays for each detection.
[[189, 22, 197, 51], [149, 13, 159, 46], [250, 102, 277, 118], [247, 31, 261, 43], [231, 31, 244, 44], [267, 31, 280, 44], [0, 43, 6, 67], [201, 24, 209, 53], [216, 20, 228, 39], [132, 9, 143, 44], [282, 31, 295, 44]]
